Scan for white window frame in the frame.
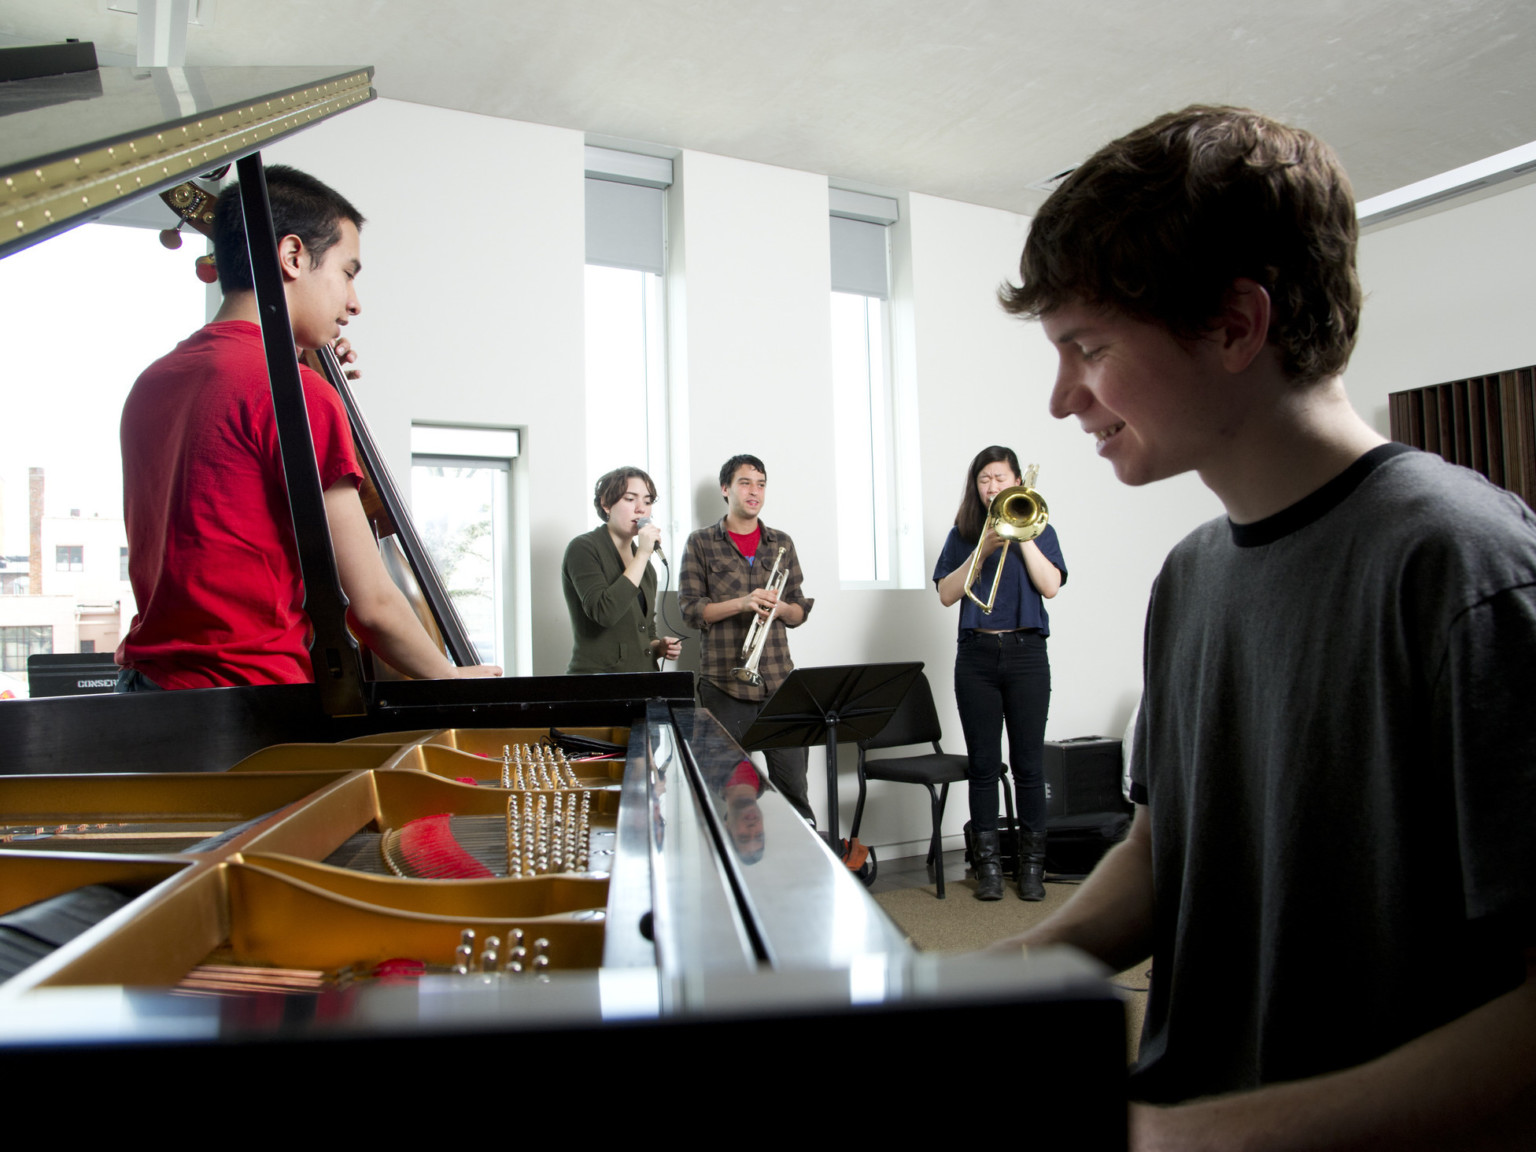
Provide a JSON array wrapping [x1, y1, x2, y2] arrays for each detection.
[[830, 189, 924, 589], [584, 148, 676, 559], [409, 425, 522, 674]]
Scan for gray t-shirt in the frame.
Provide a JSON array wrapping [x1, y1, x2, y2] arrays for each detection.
[[1128, 444, 1536, 1103]]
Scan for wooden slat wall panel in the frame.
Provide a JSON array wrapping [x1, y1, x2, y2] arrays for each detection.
[[1467, 377, 1486, 476], [1450, 379, 1468, 466], [1422, 387, 1441, 457], [1389, 366, 1535, 510], [1509, 369, 1536, 506], [1484, 378, 1505, 489], [1437, 384, 1456, 462]]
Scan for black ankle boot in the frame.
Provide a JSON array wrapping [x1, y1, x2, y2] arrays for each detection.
[[1018, 830, 1046, 901], [973, 829, 1003, 901]]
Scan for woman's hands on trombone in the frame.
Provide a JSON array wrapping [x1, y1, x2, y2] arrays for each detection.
[[975, 523, 1007, 559]]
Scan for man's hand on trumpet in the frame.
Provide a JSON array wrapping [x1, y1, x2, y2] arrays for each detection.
[[744, 587, 780, 620]]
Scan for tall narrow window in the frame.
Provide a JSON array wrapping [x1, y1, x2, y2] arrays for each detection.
[[830, 193, 899, 586], [585, 148, 671, 554], [410, 426, 521, 671]]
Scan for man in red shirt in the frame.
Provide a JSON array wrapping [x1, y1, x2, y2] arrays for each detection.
[[679, 455, 815, 821], [117, 165, 499, 689]]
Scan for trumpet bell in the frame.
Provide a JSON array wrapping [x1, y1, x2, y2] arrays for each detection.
[[730, 666, 765, 687]]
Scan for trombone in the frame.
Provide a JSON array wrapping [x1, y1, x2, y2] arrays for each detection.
[[732, 547, 787, 687], [963, 464, 1049, 614]]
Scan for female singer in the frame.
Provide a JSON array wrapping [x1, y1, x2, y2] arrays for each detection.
[[562, 466, 682, 674], [933, 446, 1066, 900]]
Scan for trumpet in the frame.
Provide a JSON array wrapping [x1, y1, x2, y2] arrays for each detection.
[[963, 464, 1049, 614], [732, 546, 787, 687]]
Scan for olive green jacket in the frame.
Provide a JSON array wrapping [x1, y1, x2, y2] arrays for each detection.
[[561, 524, 660, 674]]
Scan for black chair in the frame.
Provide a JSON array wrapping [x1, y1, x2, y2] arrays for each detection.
[[848, 671, 1013, 898]]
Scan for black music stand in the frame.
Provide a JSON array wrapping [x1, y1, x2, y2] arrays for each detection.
[[740, 662, 923, 853]]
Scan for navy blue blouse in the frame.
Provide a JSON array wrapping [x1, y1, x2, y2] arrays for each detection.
[[933, 522, 1067, 637]]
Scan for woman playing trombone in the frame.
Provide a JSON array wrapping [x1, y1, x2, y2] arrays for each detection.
[[562, 466, 682, 674], [934, 446, 1066, 901]]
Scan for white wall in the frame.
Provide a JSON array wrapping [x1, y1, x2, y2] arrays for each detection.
[[1348, 179, 1536, 433], [840, 191, 1221, 854], [220, 96, 1536, 859], [262, 100, 1229, 856], [665, 148, 842, 821], [267, 99, 587, 677]]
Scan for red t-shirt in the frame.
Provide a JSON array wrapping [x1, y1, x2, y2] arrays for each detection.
[[116, 321, 364, 689], [727, 524, 761, 561]]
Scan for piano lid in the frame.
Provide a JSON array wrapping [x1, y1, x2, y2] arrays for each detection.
[[0, 64, 375, 261]]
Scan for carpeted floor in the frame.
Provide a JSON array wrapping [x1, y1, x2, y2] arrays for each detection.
[[874, 869, 1151, 1061]]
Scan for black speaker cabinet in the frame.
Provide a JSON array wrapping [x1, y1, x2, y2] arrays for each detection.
[[25, 652, 120, 698], [1043, 736, 1126, 820]]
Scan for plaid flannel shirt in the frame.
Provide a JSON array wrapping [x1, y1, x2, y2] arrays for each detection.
[[679, 519, 814, 702]]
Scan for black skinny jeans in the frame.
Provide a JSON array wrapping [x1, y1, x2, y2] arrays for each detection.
[[954, 629, 1050, 835]]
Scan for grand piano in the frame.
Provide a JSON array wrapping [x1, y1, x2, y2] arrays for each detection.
[[0, 47, 1124, 1136]]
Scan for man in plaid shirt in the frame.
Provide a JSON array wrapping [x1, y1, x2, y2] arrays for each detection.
[[679, 454, 816, 822]]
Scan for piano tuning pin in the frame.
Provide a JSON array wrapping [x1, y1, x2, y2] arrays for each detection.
[[453, 927, 476, 973], [478, 934, 500, 972], [510, 928, 525, 947]]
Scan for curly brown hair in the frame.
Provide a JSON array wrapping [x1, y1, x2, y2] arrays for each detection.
[[1000, 106, 1361, 384], [592, 466, 657, 522]]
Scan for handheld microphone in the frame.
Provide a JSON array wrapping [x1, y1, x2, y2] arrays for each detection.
[[636, 516, 666, 563]]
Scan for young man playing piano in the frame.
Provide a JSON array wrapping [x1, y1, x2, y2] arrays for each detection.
[[996, 107, 1535, 1149], [116, 165, 500, 689]]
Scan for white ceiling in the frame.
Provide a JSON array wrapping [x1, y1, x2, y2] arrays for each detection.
[[6, 0, 1536, 214]]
